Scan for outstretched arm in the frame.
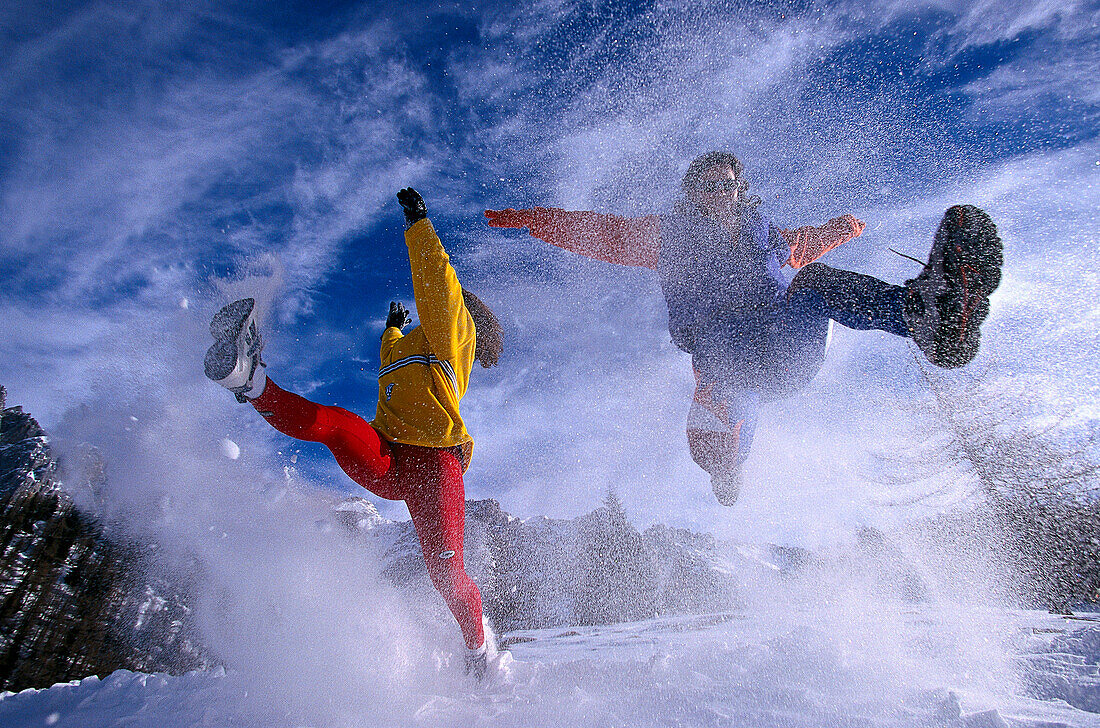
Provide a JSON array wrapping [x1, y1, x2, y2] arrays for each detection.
[[486, 207, 662, 270], [398, 189, 475, 367], [404, 219, 476, 364], [779, 214, 866, 268]]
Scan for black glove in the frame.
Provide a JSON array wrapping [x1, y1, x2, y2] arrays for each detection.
[[397, 187, 427, 229], [386, 301, 412, 331]]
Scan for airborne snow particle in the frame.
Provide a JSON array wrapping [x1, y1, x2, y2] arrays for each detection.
[[221, 438, 241, 459]]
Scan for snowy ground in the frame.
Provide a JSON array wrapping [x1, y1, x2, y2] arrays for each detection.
[[1, 607, 1097, 728]]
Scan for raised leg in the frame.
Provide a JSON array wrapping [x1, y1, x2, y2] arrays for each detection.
[[249, 379, 401, 499], [786, 263, 909, 337]]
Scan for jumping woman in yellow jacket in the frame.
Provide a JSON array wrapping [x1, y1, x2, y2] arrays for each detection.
[[204, 188, 505, 679]]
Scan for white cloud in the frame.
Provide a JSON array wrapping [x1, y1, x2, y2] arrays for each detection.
[[0, 14, 441, 309], [936, 0, 1088, 49]]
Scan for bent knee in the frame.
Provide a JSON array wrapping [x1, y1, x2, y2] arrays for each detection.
[[787, 262, 830, 298]]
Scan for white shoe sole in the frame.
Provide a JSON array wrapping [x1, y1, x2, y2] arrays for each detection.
[[204, 298, 265, 396]]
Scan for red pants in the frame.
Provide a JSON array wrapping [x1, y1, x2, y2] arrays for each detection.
[[251, 380, 485, 649]]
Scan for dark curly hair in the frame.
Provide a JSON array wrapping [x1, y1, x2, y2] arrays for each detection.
[[680, 151, 762, 209]]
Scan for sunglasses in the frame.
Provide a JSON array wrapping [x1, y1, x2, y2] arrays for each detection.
[[692, 179, 739, 194]]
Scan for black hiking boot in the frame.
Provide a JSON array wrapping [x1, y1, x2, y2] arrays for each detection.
[[904, 205, 1003, 368]]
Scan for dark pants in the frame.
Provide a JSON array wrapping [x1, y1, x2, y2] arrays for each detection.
[[686, 264, 909, 479], [786, 263, 909, 338]]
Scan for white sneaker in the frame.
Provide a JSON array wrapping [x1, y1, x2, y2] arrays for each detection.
[[463, 642, 490, 682], [463, 617, 513, 684], [204, 298, 266, 400], [904, 205, 1003, 369]]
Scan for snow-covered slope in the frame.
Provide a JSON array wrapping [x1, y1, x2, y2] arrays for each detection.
[[1, 608, 1096, 728]]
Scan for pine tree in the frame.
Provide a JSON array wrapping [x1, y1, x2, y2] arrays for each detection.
[[880, 362, 1100, 611], [573, 487, 656, 625], [0, 390, 210, 691]]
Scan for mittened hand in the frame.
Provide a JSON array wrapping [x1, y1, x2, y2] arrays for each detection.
[[386, 301, 412, 330], [841, 214, 866, 237], [484, 208, 534, 229], [397, 188, 427, 229]]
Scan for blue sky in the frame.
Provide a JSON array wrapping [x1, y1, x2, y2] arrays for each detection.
[[2, 0, 1098, 546]]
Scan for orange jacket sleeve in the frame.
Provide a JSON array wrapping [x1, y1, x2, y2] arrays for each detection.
[[524, 207, 663, 270], [779, 214, 866, 268]]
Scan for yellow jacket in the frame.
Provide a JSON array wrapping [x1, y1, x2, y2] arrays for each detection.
[[371, 219, 476, 468]]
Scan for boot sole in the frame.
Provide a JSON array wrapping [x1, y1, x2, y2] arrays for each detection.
[[204, 298, 257, 382], [908, 206, 1003, 368]]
